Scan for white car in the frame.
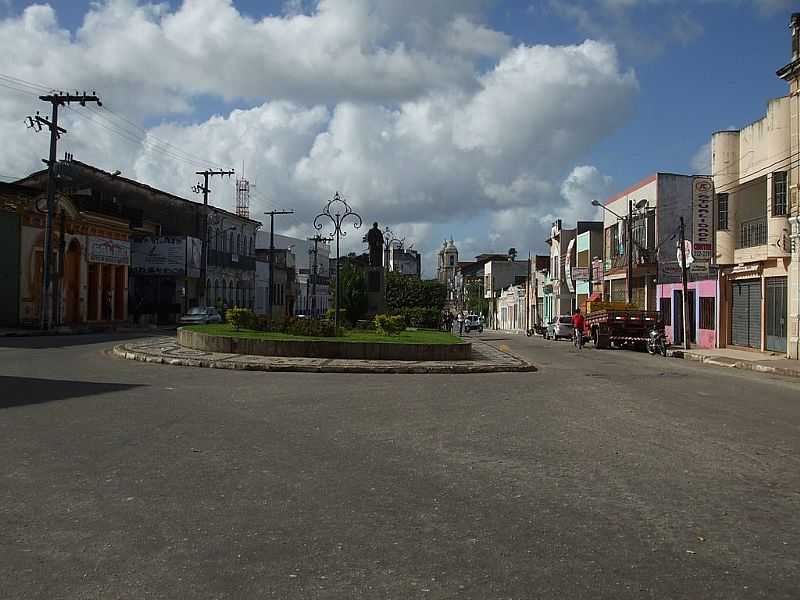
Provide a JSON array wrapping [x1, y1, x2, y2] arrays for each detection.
[[179, 306, 223, 325], [464, 315, 483, 333]]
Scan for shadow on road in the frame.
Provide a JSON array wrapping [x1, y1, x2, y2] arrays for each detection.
[[0, 332, 168, 350], [0, 375, 144, 409]]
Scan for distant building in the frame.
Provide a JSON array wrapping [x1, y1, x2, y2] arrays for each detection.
[[387, 243, 421, 278], [437, 238, 459, 302]]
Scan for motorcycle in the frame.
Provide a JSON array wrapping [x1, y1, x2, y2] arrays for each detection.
[[526, 324, 546, 337], [647, 326, 668, 356]]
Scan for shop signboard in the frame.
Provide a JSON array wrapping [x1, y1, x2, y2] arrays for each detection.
[[132, 236, 187, 275], [572, 267, 590, 281], [692, 176, 714, 260], [88, 236, 130, 266]]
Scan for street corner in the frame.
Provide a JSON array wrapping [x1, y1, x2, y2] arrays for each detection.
[[111, 337, 537, 375]]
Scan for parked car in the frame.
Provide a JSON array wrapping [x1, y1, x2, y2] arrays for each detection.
[[464, 314, 483, 333], [179, 306, 223, 325], [545, 315, 574, 340]]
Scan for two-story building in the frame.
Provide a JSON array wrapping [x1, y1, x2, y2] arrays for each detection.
[[484, 259, 528, 329], [712, 98, 791, 353]]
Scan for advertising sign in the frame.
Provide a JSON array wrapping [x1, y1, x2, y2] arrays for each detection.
[[677, 240, 694, 268], [186, 237, 202, 278], [572, 267, 590, 281], [692, 176, 714, 260], [564, 238, 575, 293], [88, 236, 130, 266], [131, 236, 187, 275]]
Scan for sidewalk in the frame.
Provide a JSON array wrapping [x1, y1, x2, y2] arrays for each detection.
[[0, 323, 173, 337], [670, 346, 800, 379]]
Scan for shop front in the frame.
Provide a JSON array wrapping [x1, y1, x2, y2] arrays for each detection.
[[718, 260, 789, 354]]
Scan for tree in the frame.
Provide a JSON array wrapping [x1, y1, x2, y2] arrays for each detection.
[[335, 263, 368, 324], [464, 279, 489, 316], [385, 271, 445, 313], [508, 247, 518, 261]]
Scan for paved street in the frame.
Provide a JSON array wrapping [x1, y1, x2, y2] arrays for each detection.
[[2, 332, 800, 599]]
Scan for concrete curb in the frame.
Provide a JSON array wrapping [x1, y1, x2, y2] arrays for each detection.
[[112, 343, 536, 375], [670, 349, 800, 379]]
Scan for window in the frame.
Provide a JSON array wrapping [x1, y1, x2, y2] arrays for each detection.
[[700, 297, 715, 330], [660, 297, 671, 326], [228, 231, 234, 253], [773, 171, 787, 216], [717, 193, 728, 230]]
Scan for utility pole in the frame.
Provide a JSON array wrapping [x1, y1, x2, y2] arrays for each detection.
[[308, 234, 332, 318], [26, 91, 101, 329], [626, 198, 634, 305], [264, 209, 294, 317], [679, 216, 691, 350], [193, 169, 234, 306]]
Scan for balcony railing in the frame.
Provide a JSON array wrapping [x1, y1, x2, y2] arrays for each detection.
[[736, 217, 767, 249]]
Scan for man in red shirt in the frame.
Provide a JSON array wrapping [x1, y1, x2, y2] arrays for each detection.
[[572, 308, 586, 349]]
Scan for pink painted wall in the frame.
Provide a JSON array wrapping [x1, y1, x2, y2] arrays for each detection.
[[657, 280, 718, 349]]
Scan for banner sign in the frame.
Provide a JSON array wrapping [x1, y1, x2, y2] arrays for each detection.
[[564, 238, 575, 293], [88, 236, 130, 266], [186, 237, 202, 278], [132, 236, 187, 275], [692, 176, 714, 260]]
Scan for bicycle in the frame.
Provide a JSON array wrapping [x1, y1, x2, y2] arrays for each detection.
[[573, 329, 584, 349]]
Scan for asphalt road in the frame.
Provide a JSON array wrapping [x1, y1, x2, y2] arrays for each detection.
[[1, 332, 799, 599]]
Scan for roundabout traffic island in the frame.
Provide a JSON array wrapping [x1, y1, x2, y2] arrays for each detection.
[[112, 325, 535, 374], [177, 325, 472, 362]]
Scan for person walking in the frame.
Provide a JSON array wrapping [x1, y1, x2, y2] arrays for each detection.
[[572, 308, 585, 349], [457, 311, 464, 336]]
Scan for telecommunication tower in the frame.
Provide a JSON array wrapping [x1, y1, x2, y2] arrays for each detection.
[[235, 175, 251, 219]]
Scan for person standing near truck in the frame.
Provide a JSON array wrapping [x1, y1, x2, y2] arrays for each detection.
[[572, 308, 585, 349]]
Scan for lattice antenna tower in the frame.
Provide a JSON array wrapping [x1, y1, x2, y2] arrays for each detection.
[[235, 163, 254, 219]]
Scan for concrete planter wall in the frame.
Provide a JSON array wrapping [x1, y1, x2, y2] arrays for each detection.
[[178, 328, 472, 361]]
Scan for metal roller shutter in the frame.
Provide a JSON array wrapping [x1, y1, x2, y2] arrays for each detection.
[[730, 279, 761, 349]]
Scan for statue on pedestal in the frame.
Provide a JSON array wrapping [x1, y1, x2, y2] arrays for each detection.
[[367, 222, 384, 268]]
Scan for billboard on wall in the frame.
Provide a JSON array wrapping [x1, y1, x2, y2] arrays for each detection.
[[572, 267, 590, 281], [88, 236, 130, 266], [132, 236, 189, 275], [692, 176, 714, 260]]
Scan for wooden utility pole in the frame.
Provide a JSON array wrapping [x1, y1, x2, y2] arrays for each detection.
[[26, 91, 101, 329], [264, 210, 294, 316], [193, 169, 234, 306], [679, 216, 691, 350]]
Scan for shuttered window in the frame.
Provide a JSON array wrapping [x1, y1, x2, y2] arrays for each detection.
[[699, 297, 715, 330]]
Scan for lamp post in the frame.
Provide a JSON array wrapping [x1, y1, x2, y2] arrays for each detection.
[[314, 192, 362, 333], [592, 198, 648, 305]]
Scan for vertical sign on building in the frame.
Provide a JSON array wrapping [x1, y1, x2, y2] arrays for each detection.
[[692, 176, 714, 260]]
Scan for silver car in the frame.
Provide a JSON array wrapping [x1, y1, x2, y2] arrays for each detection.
[[545, 315, 574, 340], [179, 306, 223, 325]]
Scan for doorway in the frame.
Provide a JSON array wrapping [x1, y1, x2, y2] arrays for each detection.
[[64, 239, 82, 323], [766, 277, 787, 353], [730, 279, 761, 349], [673, 289, 696, 345]]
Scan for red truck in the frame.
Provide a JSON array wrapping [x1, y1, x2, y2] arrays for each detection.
[[585, 302, 662, 350]]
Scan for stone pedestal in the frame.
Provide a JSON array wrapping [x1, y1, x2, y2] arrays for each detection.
[[366, 266, 386, 316]]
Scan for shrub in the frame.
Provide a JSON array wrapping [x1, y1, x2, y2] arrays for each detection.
[[396, 307, 440, 329], [375, 313, 406, 336], [324, 308, 348, 323], [247, 314, 338, 337], [226, 307, 255, 330]]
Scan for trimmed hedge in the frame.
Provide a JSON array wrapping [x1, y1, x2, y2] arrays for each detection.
[[375, 314, 406, 336], [223, 309, 337, 337]]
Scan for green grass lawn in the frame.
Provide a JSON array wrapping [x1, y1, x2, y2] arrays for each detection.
[[185, 324, 463, 345]]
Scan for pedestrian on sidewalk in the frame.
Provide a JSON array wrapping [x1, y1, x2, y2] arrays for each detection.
[[457, 311, 464, 335]]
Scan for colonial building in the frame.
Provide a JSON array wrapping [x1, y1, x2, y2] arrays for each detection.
[[0, 181, 132, 327], [484, 259, 528, 329], [387, 243, 422, 278], [17, 159, 260, 324]]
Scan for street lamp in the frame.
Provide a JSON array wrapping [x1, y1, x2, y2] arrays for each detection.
[[314, 192, 362, 333]]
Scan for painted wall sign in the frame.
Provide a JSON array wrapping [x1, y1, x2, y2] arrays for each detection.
[[692, 176, 714, 259], [88, 236, 130, 266]]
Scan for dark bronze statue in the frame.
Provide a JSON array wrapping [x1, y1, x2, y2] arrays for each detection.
[[367, 222, 384, 267]]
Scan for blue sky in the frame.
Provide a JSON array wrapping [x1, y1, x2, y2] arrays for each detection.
[[0, 0, 794, 267]]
